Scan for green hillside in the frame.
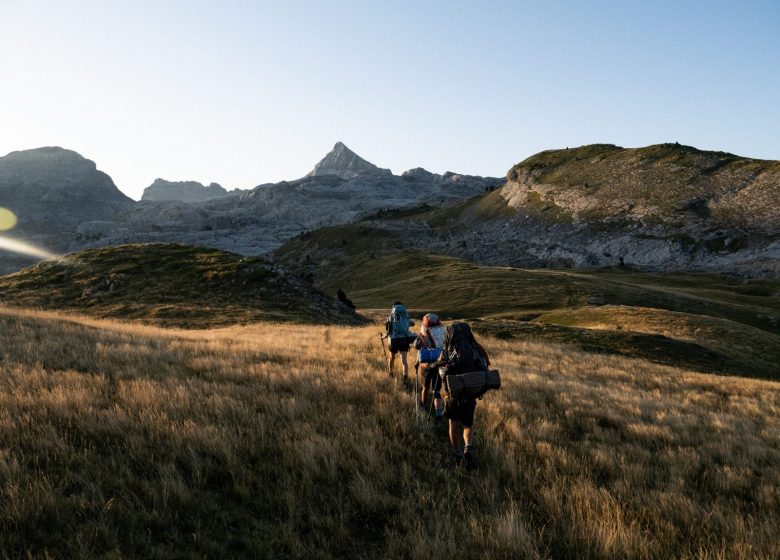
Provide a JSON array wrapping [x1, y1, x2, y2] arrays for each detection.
[[0, 243, 364, 327]]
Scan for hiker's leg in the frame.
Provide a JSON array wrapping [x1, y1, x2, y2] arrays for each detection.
[[463, 424, 476, 470], [421, 375, 430, 406], [400, 351, 409, 377], [449, 419, 463, 451], [463, 400, 477, 444], [432, 370, 443, 416], [388, 351, 396, 374], [462, 401, 477, 469], [463, 425, 474, 449]]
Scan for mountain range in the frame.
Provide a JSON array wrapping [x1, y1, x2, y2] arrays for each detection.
[[0, 141, 778, 277], [0, 142, 502, 273]]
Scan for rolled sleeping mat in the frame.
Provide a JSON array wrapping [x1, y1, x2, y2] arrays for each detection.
[[444, 369, 501, 400]]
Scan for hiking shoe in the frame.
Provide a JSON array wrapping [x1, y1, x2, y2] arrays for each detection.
[[464, 448, 476, 471], [454, 451, 464, 468]]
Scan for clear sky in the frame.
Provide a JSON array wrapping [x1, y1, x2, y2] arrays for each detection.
[[1, 1, 778, 200]]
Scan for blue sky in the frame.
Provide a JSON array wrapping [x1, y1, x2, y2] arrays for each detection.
[[1, 0, 778, 199]]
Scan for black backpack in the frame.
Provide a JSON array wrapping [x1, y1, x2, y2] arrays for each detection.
[[442, 322, 487, 374]]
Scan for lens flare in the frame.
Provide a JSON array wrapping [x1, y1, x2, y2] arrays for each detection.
[[0, 208, 17, 231], [0, 235, 58, 260]]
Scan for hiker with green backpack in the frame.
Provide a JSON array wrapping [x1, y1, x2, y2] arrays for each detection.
[[382, 302, 415, 381]]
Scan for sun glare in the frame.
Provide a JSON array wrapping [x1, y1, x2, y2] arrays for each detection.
[[0, 208, 17, 231], [0, 235, 58, 260]]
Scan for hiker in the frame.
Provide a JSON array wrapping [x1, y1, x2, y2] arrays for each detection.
[[439, 322, 491, 470], [383, 301, 414, 380], [414, 313, 446, 422]]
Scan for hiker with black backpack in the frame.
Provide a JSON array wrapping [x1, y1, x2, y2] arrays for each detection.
[[382, 302, 415, 381], [438, 322, 495, 470], [414, 313, 446, 423]]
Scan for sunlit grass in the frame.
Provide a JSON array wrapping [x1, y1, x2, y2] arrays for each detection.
[[0, 306, 778, 558]]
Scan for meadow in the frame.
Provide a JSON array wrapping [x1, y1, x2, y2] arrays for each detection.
[[1, 305, 778, 559]]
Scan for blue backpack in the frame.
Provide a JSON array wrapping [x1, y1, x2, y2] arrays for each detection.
[[418, 347, 442, 364], [387, 304, 412, 340]]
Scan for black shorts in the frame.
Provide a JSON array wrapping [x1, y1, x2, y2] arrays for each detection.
[[444, 398, 477, 428], [389, 337, 410, 354], [423, 367, 442, 394]]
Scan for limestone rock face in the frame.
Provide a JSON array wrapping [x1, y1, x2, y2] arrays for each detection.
[[141, 179, 229, 203], [306, 142, 392, 179]]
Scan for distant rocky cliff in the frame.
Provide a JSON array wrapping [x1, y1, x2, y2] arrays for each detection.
[[141, 179, 229, 203]]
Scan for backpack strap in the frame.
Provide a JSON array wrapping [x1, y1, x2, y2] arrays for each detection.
[[476, 342, 490, 367]]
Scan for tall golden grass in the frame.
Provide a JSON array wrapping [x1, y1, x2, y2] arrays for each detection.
[[0, 305, 778, 559]]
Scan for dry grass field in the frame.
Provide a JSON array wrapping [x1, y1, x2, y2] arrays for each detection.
[[1, 305, 778, 559]]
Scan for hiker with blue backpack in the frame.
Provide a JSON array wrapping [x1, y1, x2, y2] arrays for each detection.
[[382, 302, 415, 381], [414, 313, 446, 423]]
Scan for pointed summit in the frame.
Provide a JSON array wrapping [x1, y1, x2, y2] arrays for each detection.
[[307, 142, 391, 179]]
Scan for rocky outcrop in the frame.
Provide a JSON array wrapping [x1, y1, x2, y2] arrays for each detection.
[[141, 179, 229, 203], [366, 143, 780, 277]]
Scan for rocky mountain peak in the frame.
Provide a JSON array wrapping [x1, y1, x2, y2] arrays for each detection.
[[0, 147, 131, 203], [1, 147, 98, 178], [141, 179, 229, 203], [306, 142, 392, 179]]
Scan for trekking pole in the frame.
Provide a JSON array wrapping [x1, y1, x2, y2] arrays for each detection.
[[424, 389, 437, 434], [424, 364, 446, 434], [379, 333, 392, 377]]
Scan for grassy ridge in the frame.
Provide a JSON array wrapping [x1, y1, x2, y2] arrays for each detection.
[[0, 243, 363, 327], [508, 143, 780, 226], [1, 306, 778, 558]]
